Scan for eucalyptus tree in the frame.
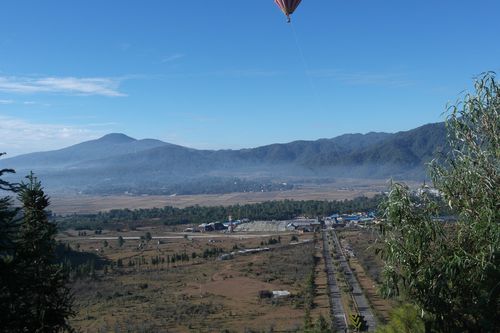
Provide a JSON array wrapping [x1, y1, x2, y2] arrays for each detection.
[[379, 73, 499, 332]]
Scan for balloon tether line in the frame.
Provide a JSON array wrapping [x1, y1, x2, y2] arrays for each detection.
[[289, 21, 324, 113]]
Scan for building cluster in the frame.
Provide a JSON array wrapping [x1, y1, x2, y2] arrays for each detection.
[[324, 212, 376, 228], [184, 218, 250, 233], [182, 212, 378, 234], [285, 218, 321, 232]]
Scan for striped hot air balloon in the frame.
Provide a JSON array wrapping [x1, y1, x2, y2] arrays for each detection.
[[275, 0, 302, 23]]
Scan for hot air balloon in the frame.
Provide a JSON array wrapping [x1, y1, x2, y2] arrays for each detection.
[[275, 0, 302, 23]]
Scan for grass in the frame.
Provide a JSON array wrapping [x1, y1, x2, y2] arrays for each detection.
[[62, 229, 321, 332], [49, 179, 393, 215], [59, 224, 389, 331]]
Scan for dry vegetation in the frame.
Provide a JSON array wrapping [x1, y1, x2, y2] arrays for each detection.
[[337, 229, 396, 322], [61, 229, 326, 332], [48, 180, 397, 215], [310, 243, 330, 322]]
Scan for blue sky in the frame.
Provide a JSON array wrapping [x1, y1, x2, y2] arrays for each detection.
[[1, 0, 499, 156]]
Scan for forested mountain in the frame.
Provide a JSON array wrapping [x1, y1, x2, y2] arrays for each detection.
[[5, 133, 170, 169], [3, 122, 447, 194]]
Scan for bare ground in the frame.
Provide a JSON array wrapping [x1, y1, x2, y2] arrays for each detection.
[[65, 230, 320, 332], [49, 180, 395, 215]]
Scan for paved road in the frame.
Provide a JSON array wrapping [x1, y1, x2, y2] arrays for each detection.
[[322, 230, 348, 332], [67, 232, 298, 241], [331, 230, 377, 331]]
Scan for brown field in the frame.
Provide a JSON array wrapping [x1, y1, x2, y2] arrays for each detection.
[[61, 228, 327, 333], [48, 180, 395, 215], [310, 242, 331, 322]]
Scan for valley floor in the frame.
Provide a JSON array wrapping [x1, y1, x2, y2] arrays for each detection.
[[62, 229, 329, 332], [59, 225, 392, 332], [49, 180, 405, 215]]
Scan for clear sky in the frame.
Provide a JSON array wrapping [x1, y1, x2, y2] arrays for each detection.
[[1, 0, 499, 156]]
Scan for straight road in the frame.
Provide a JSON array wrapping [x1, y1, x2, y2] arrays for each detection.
[[331, 230, 377, 331], [322, 230, 348, 332]]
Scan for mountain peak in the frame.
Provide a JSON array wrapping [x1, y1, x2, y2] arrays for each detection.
[[98, 133, 136, 143]]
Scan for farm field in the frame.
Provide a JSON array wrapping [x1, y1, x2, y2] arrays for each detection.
[[60, 228, 329, 332], [48, 180, 403, 215]]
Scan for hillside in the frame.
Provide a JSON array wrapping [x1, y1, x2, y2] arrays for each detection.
[[3, 123, 447, 194], [6, 133, 170, 169]]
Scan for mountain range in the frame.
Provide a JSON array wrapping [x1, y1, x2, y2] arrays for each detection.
[[3, 122, 447, 195]]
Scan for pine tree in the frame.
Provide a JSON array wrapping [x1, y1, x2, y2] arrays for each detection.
[[0, 153, 18, 261], [12, 172, 74, 332], [0, 153, 21, 330]]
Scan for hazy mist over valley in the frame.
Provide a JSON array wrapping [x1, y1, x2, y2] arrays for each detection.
[[4, 122, 446, 195]]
